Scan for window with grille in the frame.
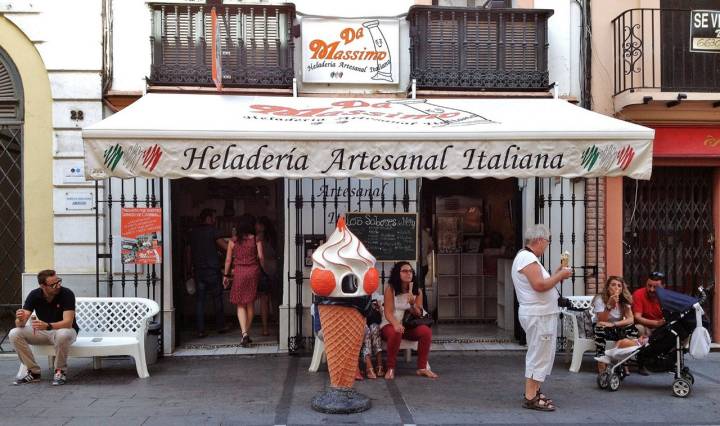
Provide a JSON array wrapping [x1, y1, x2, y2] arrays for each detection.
[[149, 3, 295, 88], [408, 6, 550, 90], [0, 48, 23, 307]]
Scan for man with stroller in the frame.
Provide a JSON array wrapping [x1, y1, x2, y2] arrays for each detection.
[[632, 271, 666, 375]]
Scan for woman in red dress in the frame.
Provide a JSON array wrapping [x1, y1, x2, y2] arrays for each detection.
[[223, 215, 265, 347]]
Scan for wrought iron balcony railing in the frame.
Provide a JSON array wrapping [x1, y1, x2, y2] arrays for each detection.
[[612, 8, 720, 95], [407, 6, 552, 91], [149, 3, 295, 88]]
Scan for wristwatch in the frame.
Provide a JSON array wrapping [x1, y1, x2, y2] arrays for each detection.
[[46, 323, 53, 331]]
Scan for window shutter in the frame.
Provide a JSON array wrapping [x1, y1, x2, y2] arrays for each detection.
[[504, 20, 537, 71], [465, 17, 498, 70], [0, 61, 19, 121], [150, 3, 293, 87], [424, 13, 460, 71]]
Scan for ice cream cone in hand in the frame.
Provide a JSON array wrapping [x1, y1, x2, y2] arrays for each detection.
[[560, 251, 570, 268]]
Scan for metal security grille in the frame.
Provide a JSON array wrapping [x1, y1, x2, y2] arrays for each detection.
[[532, 177, 600, 349], [94, 178, 164, 352], [0, 48, 23, 309], [0, 125, 22, 306], [286, 178, 417, 354], [533, 177, 600, 294], [623, 168, 715, 294], [149, 2, 295, 88]]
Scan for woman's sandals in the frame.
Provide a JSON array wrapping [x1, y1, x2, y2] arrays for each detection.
[[522, 392, 556, 411], [416, 368, 438, 379]]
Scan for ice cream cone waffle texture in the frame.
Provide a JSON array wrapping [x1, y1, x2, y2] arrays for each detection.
[[319, 305, 365, 388]]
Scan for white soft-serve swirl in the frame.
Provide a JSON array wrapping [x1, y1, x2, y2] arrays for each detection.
[[312, 222, 376, 298]]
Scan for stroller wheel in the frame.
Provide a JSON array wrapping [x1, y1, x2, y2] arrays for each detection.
[[597, 372, 610, 390], [672, 378, 691, 398], [608, 373, 621, 392], [681, 371, 695, 385]]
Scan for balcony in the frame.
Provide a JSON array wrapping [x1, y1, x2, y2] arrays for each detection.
[[407, 6, 552, 92], [148, 3, 295, 89], [612, 8, 720, 109]]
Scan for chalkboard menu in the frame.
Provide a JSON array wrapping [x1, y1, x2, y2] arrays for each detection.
[[345, 212, 418, 262]]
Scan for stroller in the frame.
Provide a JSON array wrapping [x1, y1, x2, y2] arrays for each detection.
[[596, 284, 713, 397]]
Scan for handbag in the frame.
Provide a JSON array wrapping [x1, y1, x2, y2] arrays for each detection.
[[689, 306, 711, 359], [257, 269, 271, 293], [402, 309, 433, 329]]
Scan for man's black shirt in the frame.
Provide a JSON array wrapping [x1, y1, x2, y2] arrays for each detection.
[[23, 287, 80, 333], [190, 224, 224, 270]]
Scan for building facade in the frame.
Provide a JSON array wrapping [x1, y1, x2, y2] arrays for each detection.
[[2, 0, 659, 354], [591, 0, 720, 341]]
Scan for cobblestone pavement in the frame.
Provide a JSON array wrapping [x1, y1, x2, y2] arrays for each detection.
[[0, 351, 719, 425]]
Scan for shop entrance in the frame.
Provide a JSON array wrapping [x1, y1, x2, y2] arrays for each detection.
[[170, 178, 284, 348], [420, 178, 522, 341]]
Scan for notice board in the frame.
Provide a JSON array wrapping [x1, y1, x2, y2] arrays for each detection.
[[345, 212, 417, 262]]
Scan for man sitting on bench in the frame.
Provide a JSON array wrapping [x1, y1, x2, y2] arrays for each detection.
[[10, 269, 79, 386]]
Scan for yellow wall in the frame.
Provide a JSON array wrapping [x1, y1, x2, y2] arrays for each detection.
[[0, 16, 54, 272]]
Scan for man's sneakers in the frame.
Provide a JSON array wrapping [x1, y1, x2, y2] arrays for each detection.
[[12, 369, 67, 386], [13, 371, 40, 385], [51, 369, 67, 386]]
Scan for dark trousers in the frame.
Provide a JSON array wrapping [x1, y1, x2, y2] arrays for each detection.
[[195, 268, 225, 333], [594, 324, 639, 356]]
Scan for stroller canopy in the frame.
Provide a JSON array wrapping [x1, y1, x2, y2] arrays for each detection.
[[656, 287, 698, 316]]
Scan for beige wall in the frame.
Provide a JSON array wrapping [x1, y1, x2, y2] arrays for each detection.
[[591, 0, 659, 116], [0, 16, 54, 272]]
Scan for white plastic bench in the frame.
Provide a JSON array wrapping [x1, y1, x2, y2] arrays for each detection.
[[309, 335, 424, 373], [562, 295, 602, 373], [23, 297, 159, 379]]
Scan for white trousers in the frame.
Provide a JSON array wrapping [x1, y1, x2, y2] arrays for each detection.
[[519, 313, 558, 382]]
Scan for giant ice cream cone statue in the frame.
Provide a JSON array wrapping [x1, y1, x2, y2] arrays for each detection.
[[310, 216, 379, 413]]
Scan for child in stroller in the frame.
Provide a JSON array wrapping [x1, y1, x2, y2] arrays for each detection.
[[595, 284, 712, 397]]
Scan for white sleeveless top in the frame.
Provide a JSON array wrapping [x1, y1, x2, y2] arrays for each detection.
[[379, 289, 413, 328]]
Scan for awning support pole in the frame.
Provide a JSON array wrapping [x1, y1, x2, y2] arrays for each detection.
[[411, 79, 416, 99], [293, 78, 297, 98]]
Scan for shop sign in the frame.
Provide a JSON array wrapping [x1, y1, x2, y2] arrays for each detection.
[[120, 208, 162, 264], [83, 97, 653, 180], [690, 10, 720, 52], [653, 127, 720, 157], [87, 138, 649, 180], [302, 18, 399, 84]]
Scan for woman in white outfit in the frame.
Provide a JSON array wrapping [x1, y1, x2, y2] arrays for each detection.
[[512, 224, 572, 412]]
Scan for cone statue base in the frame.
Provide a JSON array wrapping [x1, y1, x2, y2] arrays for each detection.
[[311, 387, 371, 414]]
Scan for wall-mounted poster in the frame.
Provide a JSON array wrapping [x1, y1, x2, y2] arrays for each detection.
[[304, 234, 326, 267], [302, 18, 399, 84], [121, 208, 162, 264]]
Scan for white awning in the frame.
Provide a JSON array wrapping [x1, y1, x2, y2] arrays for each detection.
[[82, 94, 654, 180]]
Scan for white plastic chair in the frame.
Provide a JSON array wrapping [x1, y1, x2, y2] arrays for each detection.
[[563, 296, 595, 373]]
